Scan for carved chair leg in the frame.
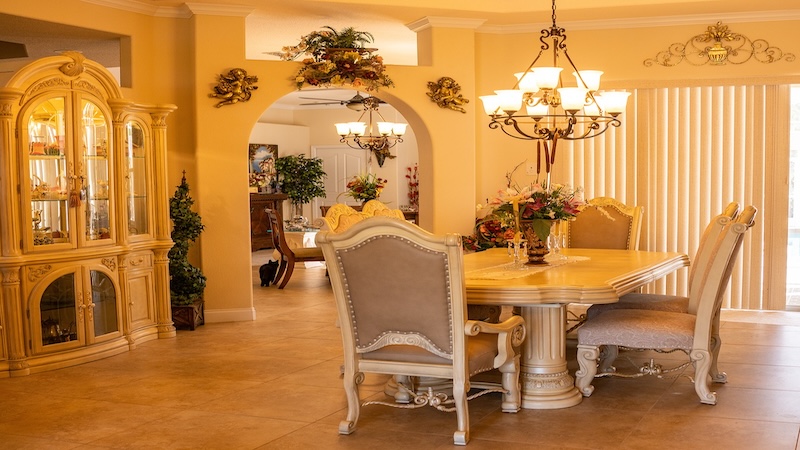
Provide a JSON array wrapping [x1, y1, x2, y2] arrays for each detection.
[[575, 344, 599, 397], [339, 365, 362, 435], [452, 377, 469, 446], [598, 344, 619, 373], [498, 354, 521, 413], [691, 349, 717, 405], [709, 313, 727, 383]]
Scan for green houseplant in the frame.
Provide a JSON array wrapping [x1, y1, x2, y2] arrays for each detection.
[[169, 173, 206, 330], [275, 154, 326, 220]]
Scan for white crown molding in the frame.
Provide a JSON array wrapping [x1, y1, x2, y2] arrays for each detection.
[[184, 2, 254, 17], [406, 16, 486, 33], [81, 0, 253, 18], [81, 0, 160, 16], [477, 10, 800, 34]]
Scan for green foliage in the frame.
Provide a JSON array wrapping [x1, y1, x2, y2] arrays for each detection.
[[168, 174, 206, 305], [281, 26, 375, 61], [275, 155, 327, 206]]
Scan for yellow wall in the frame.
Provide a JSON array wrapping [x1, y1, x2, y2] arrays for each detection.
[[2, 1, 799, 322]]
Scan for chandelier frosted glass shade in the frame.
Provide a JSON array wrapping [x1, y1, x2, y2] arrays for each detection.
[[481, 0, 630, 141], [334, 97, 406, 167]]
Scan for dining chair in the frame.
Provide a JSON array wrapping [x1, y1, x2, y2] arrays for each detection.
[[585, 201, 740, 374], [575, 205, 757, 405], [361, 199, 406, 218], [318, 203, 365, 232], [562, 197, 644, 331], [316, 217, 526, 445], [265, 208, 325, 289], [322, 203, 501, 322], [565, 196, 644, 251]]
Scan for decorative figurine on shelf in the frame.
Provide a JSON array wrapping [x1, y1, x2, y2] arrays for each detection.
[[426, 76, 469, 113], [209, 68, 259, 108]]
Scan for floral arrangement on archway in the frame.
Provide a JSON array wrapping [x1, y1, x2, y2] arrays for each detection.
[[278, 26, 394, 92]]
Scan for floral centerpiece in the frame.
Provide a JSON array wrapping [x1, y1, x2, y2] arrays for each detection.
[[279, 26, 394, 92], [472, 182, 583, 260], [345, 173, 386, 203]]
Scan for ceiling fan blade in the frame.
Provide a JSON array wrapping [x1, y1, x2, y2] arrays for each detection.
[[0, 40, 28, 59], [299, 101, 341, 106], [299, 96, 347, 102]]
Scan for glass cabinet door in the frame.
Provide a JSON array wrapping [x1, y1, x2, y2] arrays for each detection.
[[39, 272, 79, 346], [90, 270, 118, 338], [81, 99, 112, 242], [125, 122, 149, 236], [28, 97, 70, 247]]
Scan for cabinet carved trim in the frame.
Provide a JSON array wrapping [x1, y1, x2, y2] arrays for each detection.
[[1, 268, 20, 284], [129, 256, 146, 267], [29, 77, 69, 96], [27, 265, 52, 282], [102, 258, 116, 271]]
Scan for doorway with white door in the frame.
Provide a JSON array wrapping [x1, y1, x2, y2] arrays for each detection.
[[313, 145, 369, 215]]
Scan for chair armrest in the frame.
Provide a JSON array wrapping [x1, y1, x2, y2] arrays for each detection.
[[465, 316, 526, 368]]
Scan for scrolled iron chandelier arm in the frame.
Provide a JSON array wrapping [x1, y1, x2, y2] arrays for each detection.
[[480, 0, 630, 143], [334, 96, 407, 167]]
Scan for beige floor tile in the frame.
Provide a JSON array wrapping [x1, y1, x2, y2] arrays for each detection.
[[620, 413, 800, 450], [1, 260, 799, 448]]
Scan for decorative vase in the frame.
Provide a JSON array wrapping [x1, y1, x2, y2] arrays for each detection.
[[520, 220, 552, 264]]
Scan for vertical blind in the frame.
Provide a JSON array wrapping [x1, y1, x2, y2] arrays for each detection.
[[554, 85, 784, 310]]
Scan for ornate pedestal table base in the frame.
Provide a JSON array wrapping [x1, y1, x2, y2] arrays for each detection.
[[517, 304, 582, 409]]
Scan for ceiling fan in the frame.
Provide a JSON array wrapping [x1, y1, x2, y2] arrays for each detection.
[[299, 92, 384, 110]]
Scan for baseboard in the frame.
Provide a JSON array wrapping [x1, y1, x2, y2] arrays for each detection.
[[204, 307, 257, 323]]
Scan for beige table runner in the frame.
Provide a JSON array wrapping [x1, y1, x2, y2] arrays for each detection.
[[465, 255, 589, 280]]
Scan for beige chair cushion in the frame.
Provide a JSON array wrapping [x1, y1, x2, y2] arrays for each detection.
[[364, 333, 499, 376], [578, 309, 696, 349], [586, 293, 689, 320]]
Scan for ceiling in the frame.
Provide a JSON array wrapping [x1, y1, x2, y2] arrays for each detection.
[[1, 0, 798, 108]]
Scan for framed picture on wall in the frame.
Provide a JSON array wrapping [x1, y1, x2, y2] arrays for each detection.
[[248, 143, 278, 191]]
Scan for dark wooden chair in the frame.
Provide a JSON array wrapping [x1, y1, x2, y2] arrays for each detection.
[[265, 208, 325, 289]]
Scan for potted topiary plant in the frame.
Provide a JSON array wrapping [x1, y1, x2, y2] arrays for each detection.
[[168, 172, 207, 330], [274, 154, 326, 226]]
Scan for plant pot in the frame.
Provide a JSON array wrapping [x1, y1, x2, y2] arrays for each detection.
[[171, 298, 204, 331]]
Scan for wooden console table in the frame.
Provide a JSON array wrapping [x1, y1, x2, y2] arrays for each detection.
[[250, 193, 288, 251]]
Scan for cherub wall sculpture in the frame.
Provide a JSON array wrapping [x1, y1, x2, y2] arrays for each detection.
[[210, 68, 259, 108], [426, 76, 469, 113]]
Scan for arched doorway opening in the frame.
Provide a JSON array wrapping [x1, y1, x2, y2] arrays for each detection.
[[248, 87, 420, 225]]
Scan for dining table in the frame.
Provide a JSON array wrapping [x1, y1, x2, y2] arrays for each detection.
[[463, 247, 690, 409]]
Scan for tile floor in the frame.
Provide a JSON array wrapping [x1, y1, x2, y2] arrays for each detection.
[[1, 252, 800, 449]]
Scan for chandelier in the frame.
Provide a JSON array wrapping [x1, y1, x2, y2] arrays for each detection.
[[480, 0, 630, 142], [335, 97, 407, 167]]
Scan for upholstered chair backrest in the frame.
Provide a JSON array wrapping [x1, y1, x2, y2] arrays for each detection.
[[567, 197, 644, 250], [319, 203, 366, 233], [687, 202, 740, 305], [317, 217, 466, 362], [691, 205, 757, 323], [362, 200, 406, 220]]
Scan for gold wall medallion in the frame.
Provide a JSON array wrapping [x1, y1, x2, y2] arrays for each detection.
[[644, 22, 796, 67]]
